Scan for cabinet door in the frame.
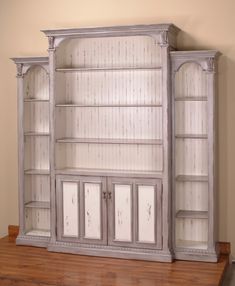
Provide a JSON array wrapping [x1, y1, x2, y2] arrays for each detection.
[[108, 178, 162, 249], [56, 175, 107, 245]]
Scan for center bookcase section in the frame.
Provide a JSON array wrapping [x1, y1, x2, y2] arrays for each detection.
[[54, 34, 163, 175]]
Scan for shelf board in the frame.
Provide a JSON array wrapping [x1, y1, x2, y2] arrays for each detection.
[[175, 134, 208, 139], [175, 96, 207, 101], [25, 201, 50, 209], [25, 229, 50, 237], [56, 104, 162, 108], [176, 239, 208, 250], [24, 99, 49, 102], [55, 168, 162, 179], [176, 210, 208, 219], [24, 169, 50, 175], [176, 175, 208, 182], [56, 66, 162, 72], [24, 132, 50, 137], [56, 137, 163, 145]]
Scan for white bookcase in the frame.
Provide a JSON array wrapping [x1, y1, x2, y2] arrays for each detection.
[[12, 24, 220, 262]]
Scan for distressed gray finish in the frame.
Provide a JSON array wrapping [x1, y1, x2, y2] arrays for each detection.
[[12, 57, 50, 248], [12, 24, 220, 263], [171, 50, 220, 262]]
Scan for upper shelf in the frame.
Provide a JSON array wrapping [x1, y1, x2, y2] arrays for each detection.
[[175, 96, 207, 101], [56, 66, 162, 73], [56, 104, 162, 108], [24, 99, 49, 102], [56, 137, 162, 145]]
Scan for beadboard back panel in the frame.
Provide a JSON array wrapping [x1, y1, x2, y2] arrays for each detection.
[[55, 36, 162, 68]]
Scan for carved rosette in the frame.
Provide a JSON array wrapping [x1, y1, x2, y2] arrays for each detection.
[[48, 36, 55, 50], [16, 63, 23, 77], [205, 57, 215, 72], [159, 31, 169, 47]]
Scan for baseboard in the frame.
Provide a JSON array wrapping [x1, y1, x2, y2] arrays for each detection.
[[8, 225, 19, 242], [217, 242, 231, 256]]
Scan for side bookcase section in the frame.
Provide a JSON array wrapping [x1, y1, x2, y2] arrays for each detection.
[[12, 57, 51, 247], [171, 51, 220, 262]]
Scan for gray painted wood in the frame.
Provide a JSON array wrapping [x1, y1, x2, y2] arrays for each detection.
[[12, 24, 220, 263]]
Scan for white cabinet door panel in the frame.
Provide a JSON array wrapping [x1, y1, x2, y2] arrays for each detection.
[[138, 185, 155, 243], [114, 184, 132, 242], [62, 182, 79, 237], [84, 183, 101, 239]]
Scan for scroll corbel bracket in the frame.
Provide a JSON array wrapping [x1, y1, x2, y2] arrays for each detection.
[[48, 36, 55, 50], [159, 31, 169, 47], [16, 63, 23, 77], [205, 57, 215, 72]]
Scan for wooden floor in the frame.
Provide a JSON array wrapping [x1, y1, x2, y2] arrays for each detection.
[[0, 236, 228, 286]]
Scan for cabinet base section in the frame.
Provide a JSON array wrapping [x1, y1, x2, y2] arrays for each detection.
[[16, 234, 50, 248], [174, 250, 218, 262], [48, 241, 173, 262]]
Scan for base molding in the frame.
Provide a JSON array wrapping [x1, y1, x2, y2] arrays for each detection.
[[48, 241, 173, 262], [16, 235, 50, 248], [8, 225, 231, 263]]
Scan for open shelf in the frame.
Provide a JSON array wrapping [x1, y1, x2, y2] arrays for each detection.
[[176, 175, 208, 182], [24, 132, 50, 137], [24, 169, 50, 175], [176, 239, 208, 250], [55, 167, 162, 178], [56, 138, 162, 145], [175, 134, 207, 139], [175, 96, 207, 101], [56, 66, 162, 72], [25, 229, 50, 237], [176, 210, 208, 219], [56, 104, 162, 108], [24, 99, 49, 102], [25, 201, 50, 209]]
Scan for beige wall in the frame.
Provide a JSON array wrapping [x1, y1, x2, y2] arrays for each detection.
[[0, 0, 234, 258]]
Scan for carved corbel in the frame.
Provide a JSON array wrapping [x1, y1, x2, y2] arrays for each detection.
[[159, 31, 169, 46], [205, 57, 215, 72], [16, 63, 23, 77], [48, 36, 55, 50]]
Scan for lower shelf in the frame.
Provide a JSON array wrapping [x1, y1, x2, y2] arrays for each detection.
[[176, 239, 208, 250], [25, 229, 50, 237]]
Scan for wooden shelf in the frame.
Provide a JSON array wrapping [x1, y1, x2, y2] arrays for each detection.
[[56, 104, 162, 108], [176, 210, 208, 219], [55, 168, 162, 179], [56, 138, 163, 145], [176, 175, 208, 182], [175, 134, 208, 139], [176, 239, 208, 250], [24, 169, 50, 175], [175, 96, 207, 101], [25, 229, 50, 237], [56, 66, 162, 72], [24, 132, 50, 137], [24, 99, 49, 102], [25, 201, 50, 209]]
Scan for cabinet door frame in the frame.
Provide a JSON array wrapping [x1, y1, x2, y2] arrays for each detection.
[[108, 177, 162, 249], [134, 178, 162, 249], [80, 176, 107, 245], [56, 175, 107, 245], [108, 177, 135, 247], [56, 175, 81, 243]]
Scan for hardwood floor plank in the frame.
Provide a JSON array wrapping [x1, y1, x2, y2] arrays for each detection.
[[0, 237, 228, 286]]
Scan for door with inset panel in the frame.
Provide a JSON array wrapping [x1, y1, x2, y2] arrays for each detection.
[[56, 175, 107, 245], [108, 178, 162, 249]]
